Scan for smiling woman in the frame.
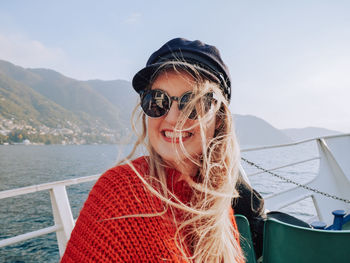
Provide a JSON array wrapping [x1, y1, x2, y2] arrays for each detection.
[[147, 70, 217, 176], [61, 38, 247, 263]]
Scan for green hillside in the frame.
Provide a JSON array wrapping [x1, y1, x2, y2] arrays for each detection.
[[0, 72, 80, 128], [0, 60, 133, 144]]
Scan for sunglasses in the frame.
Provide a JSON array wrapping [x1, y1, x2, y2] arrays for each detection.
[[140, 89, 213, 119]]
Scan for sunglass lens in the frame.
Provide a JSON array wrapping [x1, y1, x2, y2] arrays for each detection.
[[179, 92, 213, 119], [141, 90, 169, 117], [178, 92, 197, 119]]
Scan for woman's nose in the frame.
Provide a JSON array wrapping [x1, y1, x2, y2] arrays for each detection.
[[164, 102, 181, 124]]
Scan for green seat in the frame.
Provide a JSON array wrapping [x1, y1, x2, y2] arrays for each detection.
[[235, 214, 257, 263], [262, 218, 350, 263]]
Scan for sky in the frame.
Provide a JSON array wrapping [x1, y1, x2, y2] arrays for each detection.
[[0, 0, 349, 133]]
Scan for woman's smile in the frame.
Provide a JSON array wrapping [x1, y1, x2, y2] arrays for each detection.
[[161, 129, 193, 143]]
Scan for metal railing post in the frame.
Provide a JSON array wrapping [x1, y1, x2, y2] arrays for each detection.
[[49, 185, 75, 257]]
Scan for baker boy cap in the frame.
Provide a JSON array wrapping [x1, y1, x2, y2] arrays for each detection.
[[132, 37, 232, 102]]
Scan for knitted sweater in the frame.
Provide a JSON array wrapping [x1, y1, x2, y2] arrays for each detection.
[[61, 156, 241, 262]]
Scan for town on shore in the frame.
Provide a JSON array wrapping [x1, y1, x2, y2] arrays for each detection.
[[0, 117, 125, 145]]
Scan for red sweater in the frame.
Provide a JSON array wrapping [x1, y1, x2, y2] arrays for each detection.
[[61, 157, 241, 262]]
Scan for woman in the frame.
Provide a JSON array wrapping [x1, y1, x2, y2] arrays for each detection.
[[61, 38, 246, 262]]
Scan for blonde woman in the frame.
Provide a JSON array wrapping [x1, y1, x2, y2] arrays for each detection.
[[62, 38, 249, 263]]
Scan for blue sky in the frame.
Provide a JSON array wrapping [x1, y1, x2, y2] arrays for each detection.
[[0, 0, 349, 132]]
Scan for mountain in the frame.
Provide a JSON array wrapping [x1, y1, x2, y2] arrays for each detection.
[[0, 60, 129, 129], [1, 59, 341, 145], [234, 114, 292, 146], [234, 115, 343, 146], [0, 60, 135, 144], [0, 71, 79, 128], [86, 79, 139, 121], [282, 127, 342, 142]]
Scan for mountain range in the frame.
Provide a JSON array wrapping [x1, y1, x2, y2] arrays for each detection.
[[0, 59, 342, 145]]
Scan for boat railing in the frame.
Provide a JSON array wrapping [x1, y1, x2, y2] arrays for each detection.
[[1, 133, 349, 257], [0, 174, 101, 257], [240, 133, 350, 225], [241, 133, 348, 152]]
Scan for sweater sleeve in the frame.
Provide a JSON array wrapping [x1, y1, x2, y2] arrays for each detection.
[[60, 161, 164, 263], [61, 156, 185, 263], [60, 166, 130, 262]]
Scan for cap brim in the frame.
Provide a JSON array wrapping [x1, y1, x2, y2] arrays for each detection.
[[132, 63, 220, 95], [132, 63, 162, 94]]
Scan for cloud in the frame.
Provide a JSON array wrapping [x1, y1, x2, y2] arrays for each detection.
[[0, 33, 67, 69], [0, 31, 135, 81], [123, 13, 141, 25]]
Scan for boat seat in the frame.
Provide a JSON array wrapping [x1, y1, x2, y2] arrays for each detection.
[[235, 214, 257, 263], [262, 218, 350, 263], [267, 211, 310, 228]]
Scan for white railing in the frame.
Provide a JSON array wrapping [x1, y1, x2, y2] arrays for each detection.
[[0, 174, 101, 257], [239, 137, 321, 215], [240, 133, 350, 224], [1, 133, 349, 257]]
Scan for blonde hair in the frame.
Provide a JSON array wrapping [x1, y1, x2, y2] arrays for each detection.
[[120, 62, 244, 263]]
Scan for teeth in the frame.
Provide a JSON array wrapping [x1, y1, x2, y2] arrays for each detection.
[[164, 131, 191, 138]]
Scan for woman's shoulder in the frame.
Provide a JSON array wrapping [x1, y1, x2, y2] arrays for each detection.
[[88, 156, 151, 203], [80, 156, 153, 218], [98, 156, 150, 185]]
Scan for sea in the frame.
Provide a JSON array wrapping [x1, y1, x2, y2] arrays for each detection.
[[0, 142, 320, 262]]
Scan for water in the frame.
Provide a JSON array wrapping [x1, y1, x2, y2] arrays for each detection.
[[0, 143, 320, 262], [0, 145, 132, 263]]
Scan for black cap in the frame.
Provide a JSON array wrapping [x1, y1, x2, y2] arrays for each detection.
[[132, 38, 231, 102]]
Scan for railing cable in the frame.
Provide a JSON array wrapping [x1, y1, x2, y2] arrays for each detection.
[[241, 157, 350, 204]]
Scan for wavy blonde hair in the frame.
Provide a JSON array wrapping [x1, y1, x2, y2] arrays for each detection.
[[120, 61, 244, 263]]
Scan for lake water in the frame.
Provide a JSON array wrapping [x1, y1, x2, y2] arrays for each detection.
[[0, 142, 320, 262]]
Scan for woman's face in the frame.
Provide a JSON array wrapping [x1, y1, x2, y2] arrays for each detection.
[[147, 70, 216, 174]]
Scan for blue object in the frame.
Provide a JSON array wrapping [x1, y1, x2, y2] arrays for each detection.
[[344, 214, 350, 224], [311, 221, 327, 229], [331, 210, 346, 230]]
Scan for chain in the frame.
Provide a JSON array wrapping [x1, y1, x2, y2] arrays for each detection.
[[241, 157, 350, 204]]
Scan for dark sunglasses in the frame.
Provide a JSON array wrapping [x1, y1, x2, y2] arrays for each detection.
[[140, 89, 213, 119]]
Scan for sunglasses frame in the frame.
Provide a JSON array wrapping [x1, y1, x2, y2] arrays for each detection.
[[140, 89, 213, 119]]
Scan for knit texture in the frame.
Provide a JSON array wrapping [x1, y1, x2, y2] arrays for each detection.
[[61, 156, 240, 262]]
